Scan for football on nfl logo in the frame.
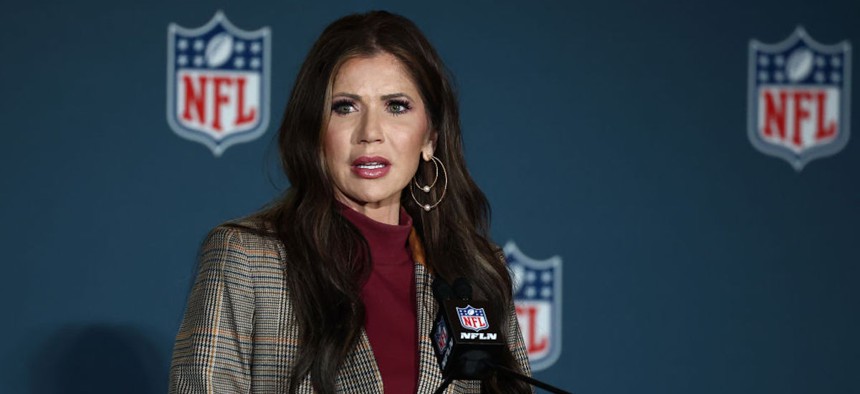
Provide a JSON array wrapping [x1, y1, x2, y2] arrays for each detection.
[[505, 241, 562, 372], [167, 12, 271, 156], [456, 305, 489, 332], [748, 27, 852, 170]]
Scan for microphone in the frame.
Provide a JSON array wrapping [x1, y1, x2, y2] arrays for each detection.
[[452, 277, 472, 300], [432, 276, 455, 302], [431, 277, 573, 394], [431, 277, 504, 393]]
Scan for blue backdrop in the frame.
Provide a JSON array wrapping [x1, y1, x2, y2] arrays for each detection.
[[2, 0, 859, 393]]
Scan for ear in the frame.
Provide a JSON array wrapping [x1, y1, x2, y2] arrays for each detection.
[[422, 130, 438, 162]]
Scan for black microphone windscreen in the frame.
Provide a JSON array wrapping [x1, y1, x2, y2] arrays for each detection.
[[432, 277, 454, 301], [452, 277, 472, 300]]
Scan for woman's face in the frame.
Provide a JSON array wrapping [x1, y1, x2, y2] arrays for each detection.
[[324, 52, 435, 221]]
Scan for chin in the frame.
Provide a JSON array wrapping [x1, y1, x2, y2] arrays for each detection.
[[350, 192, 402, 207]]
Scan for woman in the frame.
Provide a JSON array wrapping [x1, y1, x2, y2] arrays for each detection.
[[170, 10, 532, 393]]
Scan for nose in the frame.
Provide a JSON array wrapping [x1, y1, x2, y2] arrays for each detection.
[[357, 107, 384, 144]]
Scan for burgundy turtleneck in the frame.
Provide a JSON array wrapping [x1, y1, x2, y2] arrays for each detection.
[[339, 204, 418, 393]]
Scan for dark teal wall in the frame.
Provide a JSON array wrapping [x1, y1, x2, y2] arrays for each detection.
[[2, 1, 859, 393]]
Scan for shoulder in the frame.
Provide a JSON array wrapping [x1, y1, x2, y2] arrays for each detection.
[[187, 218, 290, 325], [196, 218, 286, 281], [203, 217, 284, 256], [172, 220, 290, 391]]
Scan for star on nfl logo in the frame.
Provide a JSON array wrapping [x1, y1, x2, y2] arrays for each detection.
[[167, 12, 271, 156], [505, 241, 562, 371], [457, 305, 489, 332], [748, 27, 852, 170]]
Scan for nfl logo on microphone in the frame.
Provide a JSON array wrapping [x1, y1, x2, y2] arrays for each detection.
[[457, 305, 489, 332], [748, 27, 851, 170], [167, 12, 271, 156], [505, 242, 562, 371]]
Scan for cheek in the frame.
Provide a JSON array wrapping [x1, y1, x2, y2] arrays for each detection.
[[322, 132, 335, 158], [322, 133, 348, 182], [393, 129, 430, 160], [402, 117, 431, 150], [323, 126, 347, 161]]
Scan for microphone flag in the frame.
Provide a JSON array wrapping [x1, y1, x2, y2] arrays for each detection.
[[456, 305, 489, 332]]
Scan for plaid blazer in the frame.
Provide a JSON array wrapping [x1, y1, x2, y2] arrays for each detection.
[[169, 223, 532, 393]]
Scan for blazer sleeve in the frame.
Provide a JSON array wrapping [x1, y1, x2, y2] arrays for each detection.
[[169, 226, 256, 394], [495, 247, 533, 378], [507, 300, 533, 378]]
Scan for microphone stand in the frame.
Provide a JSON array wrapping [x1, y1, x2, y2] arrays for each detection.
[[486, 362, 572, 394], [434, 361, 572, 394]]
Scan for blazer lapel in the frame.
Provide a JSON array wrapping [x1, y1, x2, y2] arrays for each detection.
[[410, 230, 446, 392], [415, 261, 446, 393], [337, 329, 384, 393]]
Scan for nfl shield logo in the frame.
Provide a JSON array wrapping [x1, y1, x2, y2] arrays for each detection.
[[167, 12, 271, 156], [505, 241, 562, 371], [748, 27, 852, 170], [457, 305, 489, 332]]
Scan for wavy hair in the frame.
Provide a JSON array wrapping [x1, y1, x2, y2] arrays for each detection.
[[254, 11, 529, 393]]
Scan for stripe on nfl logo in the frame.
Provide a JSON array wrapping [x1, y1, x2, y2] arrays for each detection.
[[167, 11, 271, 156], [748, 27, 851, 170]]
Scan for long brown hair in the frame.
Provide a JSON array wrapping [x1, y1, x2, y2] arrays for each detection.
[[255, 11, 529, 393]]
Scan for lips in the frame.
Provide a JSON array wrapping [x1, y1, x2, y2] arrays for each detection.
[[351, 156, 391, 179]]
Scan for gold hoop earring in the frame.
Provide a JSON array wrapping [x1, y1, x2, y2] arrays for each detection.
[[412, 154, 439, 192], [410, 156, 448, 211]]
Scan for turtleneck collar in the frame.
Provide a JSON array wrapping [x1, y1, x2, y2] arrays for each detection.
[[337, 202, 413, 266]]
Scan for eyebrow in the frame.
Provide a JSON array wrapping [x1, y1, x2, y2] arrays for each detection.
[[331, 92, 414, 101], [381, 93, 413, 101]]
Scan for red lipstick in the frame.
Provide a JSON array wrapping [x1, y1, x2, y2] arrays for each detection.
[[351, 156, 391, 179]]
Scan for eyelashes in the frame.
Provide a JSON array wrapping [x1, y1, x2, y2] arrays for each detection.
[[330, 98, 413, 116], [331, 99, 355, 115], [387, 99, 412, 115]]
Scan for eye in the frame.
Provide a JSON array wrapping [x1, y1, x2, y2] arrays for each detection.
[[331, 99, 356, 115], [388, 99, 412, 115]]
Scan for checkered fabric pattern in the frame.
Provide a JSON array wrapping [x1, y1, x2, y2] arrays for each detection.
[[169, 223, 532, 393]]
